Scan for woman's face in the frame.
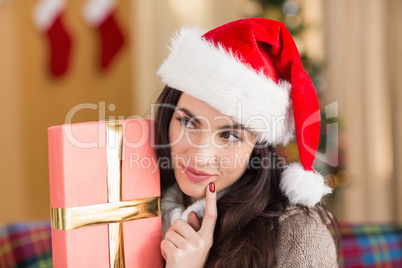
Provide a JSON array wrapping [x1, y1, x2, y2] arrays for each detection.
[[169, 93, 256, 200]]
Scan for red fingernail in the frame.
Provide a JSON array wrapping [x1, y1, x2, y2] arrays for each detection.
[[209, 182, 215, 193]]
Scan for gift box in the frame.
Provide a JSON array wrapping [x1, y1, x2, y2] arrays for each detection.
[[48, 119, 162, 268]]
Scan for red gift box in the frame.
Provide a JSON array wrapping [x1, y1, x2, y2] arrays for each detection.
[[48, 119, 162, 267]]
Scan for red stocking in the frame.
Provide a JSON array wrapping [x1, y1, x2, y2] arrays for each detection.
[[83, 0, 125, 70], [33, 0, 72, 77], [47, 16, 72, 76], [98, 14, 125, 69]]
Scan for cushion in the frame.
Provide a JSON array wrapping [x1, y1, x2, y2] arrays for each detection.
[[340, 222, 402, 268], [0, 221, 52, 268]]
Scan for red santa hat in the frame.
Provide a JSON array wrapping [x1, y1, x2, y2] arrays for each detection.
[[157, 18, 332, 207]]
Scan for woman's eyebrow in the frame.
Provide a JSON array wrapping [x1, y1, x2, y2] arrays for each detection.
[[219, 124, 248, 131], [176, 108, 202, 125]]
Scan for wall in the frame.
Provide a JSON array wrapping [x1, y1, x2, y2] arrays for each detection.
[[0, 0, 133, 223], [0, 0, 27, 222], [323, 0, 402, 222]]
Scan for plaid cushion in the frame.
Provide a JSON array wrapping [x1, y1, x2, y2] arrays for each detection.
[[340, 222, 402, 268], [0, 221, 52, 268], [1, 220, 401, 267]]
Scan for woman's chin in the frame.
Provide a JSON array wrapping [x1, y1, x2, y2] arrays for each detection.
[[177, 183, 206, 201]]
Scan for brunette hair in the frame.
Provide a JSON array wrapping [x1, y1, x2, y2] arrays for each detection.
[[154, 86, 340, 267]]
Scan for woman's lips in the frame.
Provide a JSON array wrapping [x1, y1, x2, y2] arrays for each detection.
[[180, 164, 215, 182]]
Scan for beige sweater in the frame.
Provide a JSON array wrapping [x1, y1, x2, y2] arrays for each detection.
[[275, 206, 338, 268]]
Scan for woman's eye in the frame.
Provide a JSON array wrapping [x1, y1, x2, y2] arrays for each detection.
[[220, 131, 242, 142], [176, 116, 196, 129]]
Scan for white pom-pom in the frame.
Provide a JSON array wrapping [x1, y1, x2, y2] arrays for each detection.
[[280, 163, 332, 207]]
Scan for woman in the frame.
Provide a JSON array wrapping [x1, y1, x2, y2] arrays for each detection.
[[154, 18, 339, 267]]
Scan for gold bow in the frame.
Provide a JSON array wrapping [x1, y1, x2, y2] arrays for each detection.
[[50, 121, 161, 268]]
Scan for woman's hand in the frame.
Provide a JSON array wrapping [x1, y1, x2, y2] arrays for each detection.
[[161, 182, 217, 268]]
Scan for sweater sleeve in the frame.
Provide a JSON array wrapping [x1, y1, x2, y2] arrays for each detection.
[[274, 207, 338, 268]]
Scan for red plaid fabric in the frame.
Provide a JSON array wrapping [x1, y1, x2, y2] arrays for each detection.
[[340, 222, 402, 268], [0, 221, 52, 268], [1, 220, 402, 267]]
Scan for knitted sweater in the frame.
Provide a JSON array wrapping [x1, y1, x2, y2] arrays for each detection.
[[162, 184, 338, 267], [275, 205, 338, 267]]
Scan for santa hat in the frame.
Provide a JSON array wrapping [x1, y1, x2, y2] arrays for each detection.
[[157, 18, 332, 207]]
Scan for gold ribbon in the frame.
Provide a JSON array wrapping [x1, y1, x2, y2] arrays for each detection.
[[51, 121, 160, 268], [50, 197, 160, 230]]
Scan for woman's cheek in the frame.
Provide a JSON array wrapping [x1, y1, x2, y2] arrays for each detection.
[[171, 132, 189, 154], [168, 122, 181, 147], [224, 147, 248, 169]]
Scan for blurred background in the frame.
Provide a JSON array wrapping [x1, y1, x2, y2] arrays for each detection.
[[0, 0, 401, 226]]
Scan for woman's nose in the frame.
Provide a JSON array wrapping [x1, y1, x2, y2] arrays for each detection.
[[186, 132, 220, 165], [185, 129, 210, 148]]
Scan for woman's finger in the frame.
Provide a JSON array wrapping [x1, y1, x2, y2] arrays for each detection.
[[165, 229, 187, 249], [160, 238, 177, 261], [198, 182, 217, 238], [168, 219, 197, 239]]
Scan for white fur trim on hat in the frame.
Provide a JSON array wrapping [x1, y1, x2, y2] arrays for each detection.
[[157, 27, 295, 145], [32, 0, 65, 32], [82, 0, 116, 26], [280, 163, 332, 207]]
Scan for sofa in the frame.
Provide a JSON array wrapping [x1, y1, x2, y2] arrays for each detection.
[[1, 220, 401, 267]]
